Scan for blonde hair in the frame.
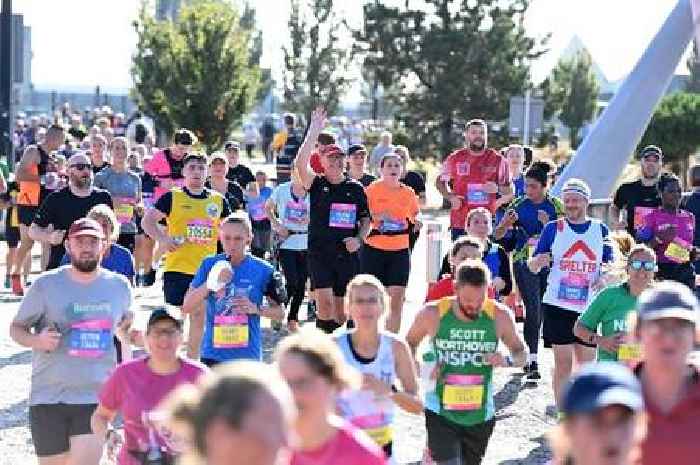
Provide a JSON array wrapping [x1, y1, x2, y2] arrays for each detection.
[[344, 274, 390, 318], [274, 328, 360, 391], [87, 204, 119, 241], [466, 207, 492, 227]]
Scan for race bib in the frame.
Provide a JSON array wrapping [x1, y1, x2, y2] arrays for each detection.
[[466, 183, 489, 206], [329, 203, 357, 229], [213, 314, 249, 348], [248, 201, 267, 221], [186, 219, 214, 244], [114, 197, 136, 225], [285, 200, 308, 224], [442, 374, 484, 411], [378, 217, 406, 233], [633, 207, 655, 231], [557, 274, 590, 304], [666, 239, 690, 263], [618, 343, 643, 362], [68, 319, 112, 358], [337, 390, 393, 446]]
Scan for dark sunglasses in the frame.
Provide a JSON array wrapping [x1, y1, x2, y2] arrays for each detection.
[[70, 163, 92, 171], [629, 260, 655, 272]]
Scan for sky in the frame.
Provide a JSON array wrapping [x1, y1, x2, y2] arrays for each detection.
[[10, 0, 690, 95]]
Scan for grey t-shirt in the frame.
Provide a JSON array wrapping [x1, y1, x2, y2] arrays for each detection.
[[13, 266, 133, 405], [94, 166, 142, 234]]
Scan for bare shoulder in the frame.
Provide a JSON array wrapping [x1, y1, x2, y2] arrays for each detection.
[[492, 300, 515, 327]]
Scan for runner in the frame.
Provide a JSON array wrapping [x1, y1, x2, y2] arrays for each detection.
[[637, 172, 697, 289], [494, 160, 563, 379], [244, 178, 272, 259], [275, 329, 387, 465], [30, 151, 113, 272], [224, 140, 256, 189], [395, 145, 426, 252], [309, 131, 337, 175], [295, 107, 371, 334], [550, 363, 644, 465], [634, 281, 700, 465], [166, 361, 296, 465], [9, 218, 133, 465], [362, 152, 420, 333], [347, 144, 376, 187], [142, 153, 230, 359], [206, 151, 243, 211], [1, 176, 31, 289], [134, 160, 158, 286], [144, 128, 195, 201], [406, 260, 527, 465], [91, 308, 207, 465], [272, 113, 304, 184], [611, 145, 663, 236], [11, 123, 65, 295], [182, 212, 286, 366], [574, 244, 656, 363], [426, 236, 484, 303], [436, 119, 512, 240], [266, 169, 310, 332], [90, 133, 111, 174], [528, 178, 614, 410], [94, 136, 142, 253], [336, 275, 422, 458]]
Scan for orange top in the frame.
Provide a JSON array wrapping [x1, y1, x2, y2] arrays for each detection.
[[365, 180, 419, 251]]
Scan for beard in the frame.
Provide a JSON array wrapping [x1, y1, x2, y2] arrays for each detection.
[[468, 140, 485, 151], [70, 174, 92, 189], [72, 256, 99, 272]]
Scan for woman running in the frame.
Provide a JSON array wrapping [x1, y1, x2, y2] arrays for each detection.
[[336, 275, 422, 458], [206, 152, 244, 211], [362, 153, 420, 333]]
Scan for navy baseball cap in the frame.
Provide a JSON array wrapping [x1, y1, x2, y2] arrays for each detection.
[[637, 281, 699, 325], [147, 308, 183, 330], [638, 145, 662, 160], [348, 144, 367, 156], [562, 362, 643, 416]]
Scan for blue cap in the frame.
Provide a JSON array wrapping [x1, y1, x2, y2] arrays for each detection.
[[562, 362, 643, 416], [637, 281, 699, 325]]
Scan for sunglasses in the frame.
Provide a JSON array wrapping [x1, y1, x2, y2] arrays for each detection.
[[629, 260, 656, 272], [70, 163, 92, 171]]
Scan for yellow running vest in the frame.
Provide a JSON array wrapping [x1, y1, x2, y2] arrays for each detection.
[[164, 188, 224, 275]]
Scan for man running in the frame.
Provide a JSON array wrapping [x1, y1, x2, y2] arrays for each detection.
[[436, 119, 512, 240], [528, 178, 613, 411], [347, 144, 376, 187], [611, 145, 663, 236], [144, 128, 195, 201], [295, 107, 371, 333], [11, 124, 65, 294], [406, 260, 527, 465], [30, 152, 113, 271], [142, 153, 230, 358], [224, 140, 255, 189], [272, 113, 303, 184], [10, 218, 133, 465]]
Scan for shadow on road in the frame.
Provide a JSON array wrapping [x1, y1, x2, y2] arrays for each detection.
[[0, 350, 31, 369], [499, 434, 551, 465], [494, 374, 525, 412], [0, 399, 29, 431]]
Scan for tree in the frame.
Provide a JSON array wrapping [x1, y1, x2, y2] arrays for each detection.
[[354, 0, 547, 156], [283, 0, 351, 118], [240, 4, 274, 103], [543, 50, 599, 149], [131, 0, 260, 151], [686, 43, 700, 94]]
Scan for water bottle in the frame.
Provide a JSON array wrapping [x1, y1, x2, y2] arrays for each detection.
[[420, 350, 438, 395]]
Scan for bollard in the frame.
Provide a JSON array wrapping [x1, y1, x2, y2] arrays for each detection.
[[425, 221, 444, 283]]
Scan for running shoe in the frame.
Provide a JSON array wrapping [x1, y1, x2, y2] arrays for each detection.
[[10, 274, 23, 296], [526, 361, 541, 381], [306, 300, 317, 322]]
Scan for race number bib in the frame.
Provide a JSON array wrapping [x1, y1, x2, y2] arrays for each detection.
[[114, 197, 136, 225], [329, 203, 357, 229], [666, 239, 690, 263], [68, 319, 112, 358], [618, 343, 643, 362], [248, 200, 267, 221], [337, 390, 393, 446], [213, 314, 249, 348], [285, 200, 308, 224], [378, 217, 406, 233], [442, 374, 484, 411], [557, 274, 590, 305], [466, 184, 489, 206], [186, 219, 214, 244]]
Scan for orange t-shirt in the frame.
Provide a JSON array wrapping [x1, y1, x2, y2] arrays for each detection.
[[364, 180, 419, 251]]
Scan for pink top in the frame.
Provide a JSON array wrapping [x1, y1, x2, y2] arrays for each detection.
[[144, 149, 185, 200], [637, 208, 695, 263], [290, 420, 386, 465], [98, 357, 207, 465]]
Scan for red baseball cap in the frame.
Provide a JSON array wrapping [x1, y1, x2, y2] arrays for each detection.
[[67, 218, 105, 239], [319, 144, 345, 158]]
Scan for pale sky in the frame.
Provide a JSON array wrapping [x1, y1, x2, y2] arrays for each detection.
[[11, 0, 690, 94]]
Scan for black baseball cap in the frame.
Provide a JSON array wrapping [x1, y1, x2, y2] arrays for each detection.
[[562, 362, 643, 416], [348, 144, 367, 156], [638, 145, 662, 160], [224, 140, 240, 151], [147, 308, 182, 330], [637, 281, 699, 324]]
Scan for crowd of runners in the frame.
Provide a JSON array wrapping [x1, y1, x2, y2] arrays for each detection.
[[3, 104, 700, 465]]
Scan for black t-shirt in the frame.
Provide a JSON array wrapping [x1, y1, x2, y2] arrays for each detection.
[[308, 175, 370, 254], [92, 162, 111, 175], [227, 164, 255, 189], [401, 171, 426, 197], [34, 187, 113, 270], [154, 187, 231, 218], [205, 179, 244, 211], [681, 192, 700, 248], [613, 179, 661, 236]]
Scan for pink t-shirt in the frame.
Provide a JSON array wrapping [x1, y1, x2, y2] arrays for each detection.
[[290, 420, 386, 465], [638, 208, 695, 264], [99, 357, 207, 465]]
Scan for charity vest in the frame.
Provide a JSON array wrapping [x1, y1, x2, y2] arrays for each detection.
[[336, 332, 396, 447], [427, 298, 498, 427], [164, 189, 223, 275], [543, 219, 605, 313]]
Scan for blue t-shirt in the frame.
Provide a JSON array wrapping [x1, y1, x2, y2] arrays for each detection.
[[245, 187, 273, 226], [513, 175, 525, 197], [496, 195, 564, 261], [534, 219, 614, 264], [191, 253, 274, 362], [60, 243, 135, 282]]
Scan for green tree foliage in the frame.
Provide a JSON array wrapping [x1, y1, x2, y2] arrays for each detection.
[[131, 0, 260, 151], [354, 0, 547, 157], [283, 0, 351, 119], [542, 50, 599, 149]]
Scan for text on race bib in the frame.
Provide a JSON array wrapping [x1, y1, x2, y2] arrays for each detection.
[[329, 203, 357, 229], [442, 374, 484, 411]]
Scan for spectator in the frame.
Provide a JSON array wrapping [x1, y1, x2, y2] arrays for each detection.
[[369, 131, 394, 175]]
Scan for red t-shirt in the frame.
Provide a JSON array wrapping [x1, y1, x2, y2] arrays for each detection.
[[290, 420, 386, 465], [440, 148, 510, 228], [425, 275, 495, 302], [638, 366, 700, 465], [310, 151, 325, 174]]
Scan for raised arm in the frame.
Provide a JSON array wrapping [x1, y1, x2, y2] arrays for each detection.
[[294, 107, 327, 189]]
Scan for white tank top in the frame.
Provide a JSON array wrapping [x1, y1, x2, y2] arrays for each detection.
[[335, 331, 396, 447], [543, 219, 605, 313]]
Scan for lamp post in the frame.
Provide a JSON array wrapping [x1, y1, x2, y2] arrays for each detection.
[[0, 0, 12, 170]]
